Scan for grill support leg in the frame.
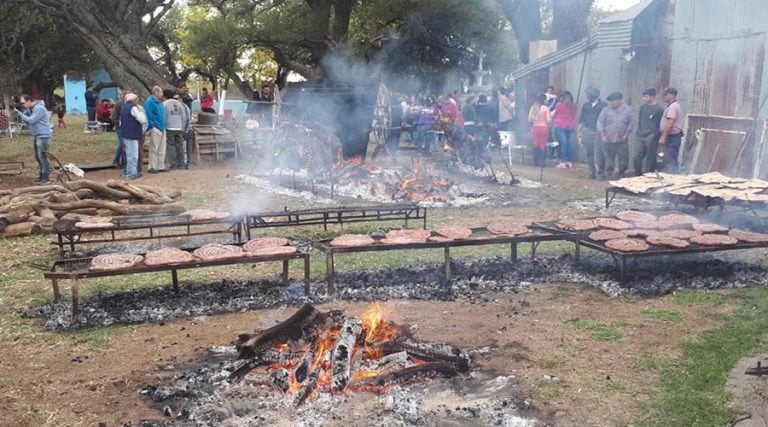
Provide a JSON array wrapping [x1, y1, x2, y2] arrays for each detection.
[[303, 256, 311, 296], [326, 252, 335, 295], [574, 241, 581, 264], [52, 279, 61, 303], [511, 243, 518, 261], [171, 270, 179, 292], [620, 257, 627, 283], [444, 247, 451, 280], [281, 260, 289, 284], [531, 242, 539, 260], [71, 278, 80, 321]]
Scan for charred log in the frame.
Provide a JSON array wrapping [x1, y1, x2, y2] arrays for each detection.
[[386, 340, 471, 372], [294, 366, 322, 407], [236, 303, 325, 360], [374, 362, 458, 387], [331, 318, 362, 392]]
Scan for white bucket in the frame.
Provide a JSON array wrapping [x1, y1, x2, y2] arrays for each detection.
[[498, 131, 516, 147]]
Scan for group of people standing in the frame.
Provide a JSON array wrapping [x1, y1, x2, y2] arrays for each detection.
[[113, 86, 193, 180], [528, 85, 684, 179]]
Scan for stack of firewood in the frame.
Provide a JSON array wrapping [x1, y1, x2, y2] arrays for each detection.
[[0, 179, 184, 238]]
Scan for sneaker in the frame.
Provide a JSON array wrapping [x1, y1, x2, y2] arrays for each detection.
[[148, 169, 159, 174], [556, 162, 567, 169], [158, 169, 169, 173], [127, 173, 143, 180], [567, 162, 573, 168], [34, 179, 50, 185]]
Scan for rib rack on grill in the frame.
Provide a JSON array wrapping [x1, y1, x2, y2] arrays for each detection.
[[89, 253, 144, 271], [243, 237, 290, 252], [193, 244, 244, 260], [144, 247, 195, 266]]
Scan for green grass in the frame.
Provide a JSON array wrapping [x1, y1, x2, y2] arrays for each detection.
[[673, 290, 726, 306], [563, 318, 626, 342], [602, 381, 627, 393], [637, 288, 768, 427], [63, 324, 126, 349], [641, 308, 683, 323]]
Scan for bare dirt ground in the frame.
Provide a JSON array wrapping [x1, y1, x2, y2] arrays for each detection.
[[0, 129, 751, 426]]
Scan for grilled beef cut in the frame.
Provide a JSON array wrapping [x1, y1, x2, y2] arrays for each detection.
[[385, 229, 431, 242], [144, 248, 195, 266], [243, 237, 290, 252], [589, 229, 628, 241], [330, 234, 375, 247], [595, 218, 632, 230], [660, 229, 701, 240], [193, 244, 244, 260], [615, 211, 657, 222], [728, 229, 768, 243], [692, 223, 729, 233], [556, 219, 598, 231], [486, 222, 530, 236], [689, 234, 738, 246], [646, 235, 690, 249], [249, 246, 298, 257], [89, 253, 144, 271], [604, 238, 650, 252], [435, 227, 473, 240]]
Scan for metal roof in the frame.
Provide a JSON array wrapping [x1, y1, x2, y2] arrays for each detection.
[[511, 37, 597, 80], [512, 0, 661, 79]]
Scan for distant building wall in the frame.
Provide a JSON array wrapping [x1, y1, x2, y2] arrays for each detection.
[[63, 75, 86, 115]]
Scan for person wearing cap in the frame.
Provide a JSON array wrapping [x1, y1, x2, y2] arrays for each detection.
[[633, 88, 665, 175], [658, 87, 684, 173], [596, 91, 632, 179], [577, 87, 608, 179]]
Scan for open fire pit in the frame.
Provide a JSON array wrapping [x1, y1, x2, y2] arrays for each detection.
[[229, 303, 470, 406]]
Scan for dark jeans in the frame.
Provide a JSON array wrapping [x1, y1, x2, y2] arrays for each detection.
[[633, 132, 659, 174], [532, 147, 546, 167], [604, 142, 629, 177], [662, 133, 682, 173], [183, 131, 191, 168], [166, 130, 185, 168], [87, 107, 96, 122], [33, 136, 51, 180], [113, 128, 125, 166], [582, 128, 605, 176]]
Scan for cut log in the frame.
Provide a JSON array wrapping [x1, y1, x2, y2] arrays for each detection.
[[236, 303, 325, 361], [63, 180, 133, 201], [39, 200, 186, 215], [4, 222, 36, 238], [0, 207, 35, 231], [330, 318, 363, 392], [112, 181, 166, 205], [36, 207, 57, 232], [395, 339, 471, 372], [67, 208, 99, 217], [49, 192, 80, 204]]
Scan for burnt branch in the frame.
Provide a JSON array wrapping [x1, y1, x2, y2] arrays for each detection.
[[236, 303, 325, 360]]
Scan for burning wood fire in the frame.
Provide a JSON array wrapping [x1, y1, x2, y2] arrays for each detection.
[[395, 161, 452, 203], [230, 303, 470, 406]]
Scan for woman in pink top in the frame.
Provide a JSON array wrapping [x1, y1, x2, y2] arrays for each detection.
[[553, 91, 577, 168], [528, 93, 551, 167]]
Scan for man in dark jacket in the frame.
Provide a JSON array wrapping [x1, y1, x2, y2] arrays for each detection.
[[120, 93, 147, 180], [632, 88, 664, 175], [16, 94, 52, 184], [85, 84, 97, 121]]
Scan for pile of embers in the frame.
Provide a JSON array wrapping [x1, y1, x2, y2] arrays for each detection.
[[229, 303, 471, 406]]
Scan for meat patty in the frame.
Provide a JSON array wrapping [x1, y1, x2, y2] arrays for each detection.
[[556, 219, 598, 231], [660, 229, 701, 240], [658, 213, 700, 225], [248, 246, 298, 257], [604, 238, 650, 252], [692, 223, 729, 233], [689, 234, 738, 246], [330, 234, 375, 247], [89, 253, 144, 271], [144, 248, 195, 266], [646, 235, 690, 249], [486, 222, 529, 236], [615, 211, 658, 222], [589, 229, 629, 241], [243, 237, 290, 252], [193, 244, 244, 260], [728, 229, 768, 243], [385, 229, 432, 242], [435, 227, 473, 240], [594, 217, 632, 230]]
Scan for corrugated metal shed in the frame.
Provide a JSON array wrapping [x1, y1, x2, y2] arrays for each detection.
[[598, 0, 659, 49], [511, 38, 597, 80]]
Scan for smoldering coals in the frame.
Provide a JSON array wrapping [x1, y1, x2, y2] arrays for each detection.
[[33, 252, 768, 330]]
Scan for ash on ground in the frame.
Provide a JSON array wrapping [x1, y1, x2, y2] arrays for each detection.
[[131, 344, 539, 426], [35, 252, 768, 330]]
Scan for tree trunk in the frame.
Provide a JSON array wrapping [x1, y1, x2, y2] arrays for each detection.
[[28, 0, 175, 93], [4, 222, 36, 238], [551, 0, 594, 47], [499, 0, 543, 64]]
